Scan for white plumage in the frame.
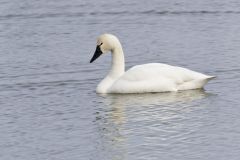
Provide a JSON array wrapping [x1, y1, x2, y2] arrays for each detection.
[[90, 34, 215, 94], [109, 63, 214, 93]]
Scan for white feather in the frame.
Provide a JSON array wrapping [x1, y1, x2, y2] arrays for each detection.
[[109, 63, 214, 93]]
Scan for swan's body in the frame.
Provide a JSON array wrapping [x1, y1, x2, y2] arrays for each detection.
[[90, 34, 215, 94]]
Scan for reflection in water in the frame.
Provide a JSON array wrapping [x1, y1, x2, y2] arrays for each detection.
[[100, 89, 210, 107], [93, 89, 213, 159]]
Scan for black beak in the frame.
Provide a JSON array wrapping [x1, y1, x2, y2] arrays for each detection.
[[90, 45, 103, 63]]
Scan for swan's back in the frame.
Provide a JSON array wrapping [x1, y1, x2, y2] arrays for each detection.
[[109, 63, 214, 93]]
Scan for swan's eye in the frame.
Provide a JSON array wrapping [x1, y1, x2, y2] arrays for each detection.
[[97, 43, 103, 47]]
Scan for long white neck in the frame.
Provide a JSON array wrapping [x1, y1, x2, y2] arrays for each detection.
[[108, 45, 125, 78], [96, 44, 125, 93]]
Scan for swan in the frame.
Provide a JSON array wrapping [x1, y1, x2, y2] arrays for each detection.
[[90, 34, 215, 94]]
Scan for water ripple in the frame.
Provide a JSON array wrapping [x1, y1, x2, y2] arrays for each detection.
[[1, 10, 240, 20]]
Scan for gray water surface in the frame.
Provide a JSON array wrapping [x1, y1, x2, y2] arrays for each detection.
[[1, 0, 240, 160]]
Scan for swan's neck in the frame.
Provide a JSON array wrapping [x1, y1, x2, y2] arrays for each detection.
[[109, 46, 125, 78], [96, 45, 125, 93]]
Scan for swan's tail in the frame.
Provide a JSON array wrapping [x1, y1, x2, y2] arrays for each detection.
[[200, 75, 216, 87], [206, 76, 216, 81], [178, 75, 216, 91]]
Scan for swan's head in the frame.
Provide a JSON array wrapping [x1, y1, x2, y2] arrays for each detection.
[[90, 34, 121, 63]]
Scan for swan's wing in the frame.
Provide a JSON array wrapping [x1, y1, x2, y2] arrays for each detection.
[[109, 63, 212, 93]]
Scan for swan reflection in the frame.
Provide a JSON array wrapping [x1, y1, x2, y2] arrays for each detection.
[[99, 89, 210, 107], [94, 89, 213, 160]]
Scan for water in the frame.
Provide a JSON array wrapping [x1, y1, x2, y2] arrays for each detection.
[[1, 0, 240, 159]]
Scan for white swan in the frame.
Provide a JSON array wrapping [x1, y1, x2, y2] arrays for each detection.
[[90, 34, 215, 94]]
